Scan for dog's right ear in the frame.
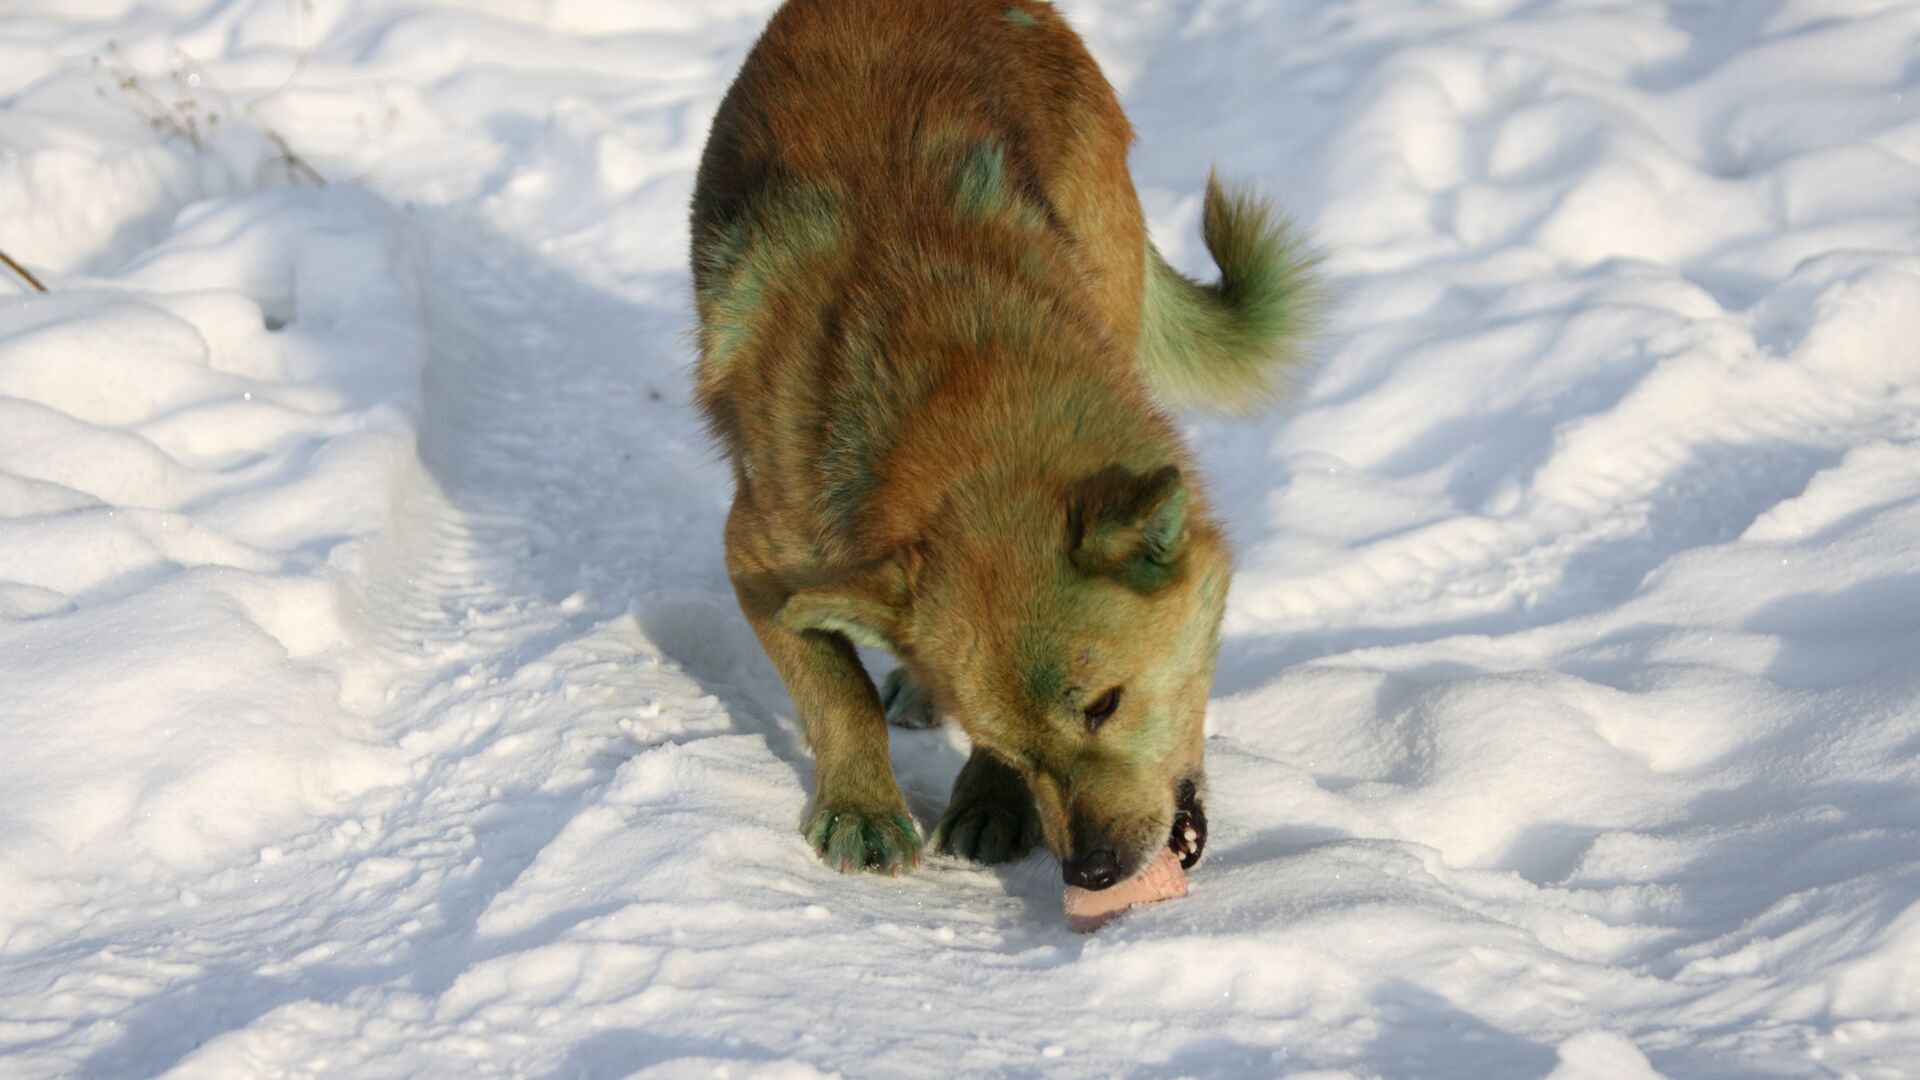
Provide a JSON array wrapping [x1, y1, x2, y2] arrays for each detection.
[[774, 550, 918, 653], [1069, 465, 1189, 590]]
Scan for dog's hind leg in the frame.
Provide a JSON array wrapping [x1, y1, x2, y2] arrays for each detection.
[[879, 667, 940, 729], [933, 749, 1042, 865]]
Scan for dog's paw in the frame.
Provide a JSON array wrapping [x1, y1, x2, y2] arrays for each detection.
[[805, 804, 923, 875], [879, 667, 940, 729], [1170, 776, 1208, 869], [933, 799, 1041, 865]]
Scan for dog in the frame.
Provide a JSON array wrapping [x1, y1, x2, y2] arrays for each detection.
[[690, 0, 1320, 892]]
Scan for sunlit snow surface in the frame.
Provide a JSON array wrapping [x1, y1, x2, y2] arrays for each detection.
[[2, 1, 1918, 1076]]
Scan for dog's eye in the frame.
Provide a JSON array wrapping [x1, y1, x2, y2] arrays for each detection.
[[1083, 687, 1122, 731]]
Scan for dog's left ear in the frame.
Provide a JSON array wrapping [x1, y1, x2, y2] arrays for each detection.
[[775, 549, 918, 653], [1069, 465, 1189, 589]]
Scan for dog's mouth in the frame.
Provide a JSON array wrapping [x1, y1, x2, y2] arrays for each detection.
[[1167, 777, 1207, 869]]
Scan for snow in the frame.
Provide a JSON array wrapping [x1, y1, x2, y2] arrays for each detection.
[[2, 0, 1917, 1076]]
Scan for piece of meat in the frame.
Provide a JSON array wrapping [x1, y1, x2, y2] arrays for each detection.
[[1064, 846, 1189, 932]]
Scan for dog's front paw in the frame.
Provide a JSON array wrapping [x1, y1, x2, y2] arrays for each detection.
[[933, 799, 1041, 865], [1170, 776, 1208, 869], [879, 667, 939, 729], [805, 804, 923, 875]]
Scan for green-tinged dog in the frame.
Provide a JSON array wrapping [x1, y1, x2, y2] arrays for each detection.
[[690, 0, 1321, 891]]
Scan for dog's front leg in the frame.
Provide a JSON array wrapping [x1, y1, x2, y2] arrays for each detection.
[[933, 748, 1041, 865], [731, 572, 921, 875]]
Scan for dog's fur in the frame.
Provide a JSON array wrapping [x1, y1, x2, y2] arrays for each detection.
[[690, 0, 1320, 887]]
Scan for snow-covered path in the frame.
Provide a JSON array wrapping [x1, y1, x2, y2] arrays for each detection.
[[3, 1, 1918, 1077]]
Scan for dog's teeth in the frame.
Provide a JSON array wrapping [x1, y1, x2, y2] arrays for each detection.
[[1183, 829, 1198, 843]]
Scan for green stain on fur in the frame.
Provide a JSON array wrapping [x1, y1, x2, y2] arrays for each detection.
[[696, 184, 847, 374], [1003, 7, 1039, 27], [1139, 175, 1327, 415], [777, 589, 902, 652], [802, 611, 892, 651], [820, 413, 876, 530], [955, 141, 1009, 218], [1114, 559, 1177, 594], [696, 218, 752, 287], [817, 312, 893, 532], [1114, 709, 1179, 767], [917, 132, 1050, 241], [1023, 659, 1067, 706]]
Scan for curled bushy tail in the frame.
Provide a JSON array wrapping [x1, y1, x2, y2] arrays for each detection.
[[1140, 174, 1325, 414]]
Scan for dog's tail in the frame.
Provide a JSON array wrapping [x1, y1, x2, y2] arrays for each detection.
[[1139, 174, 1325, 415]]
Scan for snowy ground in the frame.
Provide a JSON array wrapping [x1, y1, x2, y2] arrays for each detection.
[[3, 0, 1918, 1076]]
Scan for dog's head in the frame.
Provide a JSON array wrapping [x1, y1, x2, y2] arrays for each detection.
[[778, 464, 1228, 889]]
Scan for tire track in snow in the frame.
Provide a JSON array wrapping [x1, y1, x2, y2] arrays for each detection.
[[63, 221, 749, 1077], [329, 217, 755, 958]]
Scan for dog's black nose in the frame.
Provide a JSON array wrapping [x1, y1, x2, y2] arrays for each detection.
[[1063, 849, 1121, 890]]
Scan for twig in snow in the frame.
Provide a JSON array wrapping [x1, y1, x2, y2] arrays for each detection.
[[171, 48, 327, 187], [259, 122, 328, 187], [93, 42, 328, 187], [0, 248, 47, 293]]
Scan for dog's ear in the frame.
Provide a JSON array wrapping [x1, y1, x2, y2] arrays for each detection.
[[775, 549, 918, 653], [1069, 465, 1189, 589]]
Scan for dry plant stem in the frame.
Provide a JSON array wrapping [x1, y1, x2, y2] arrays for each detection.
[[98, 43, 327, 187], [173, 48, 327, 187], [0, 249, 48, 293], [98, 44, 208, 151], [262, 127, 328, 186]]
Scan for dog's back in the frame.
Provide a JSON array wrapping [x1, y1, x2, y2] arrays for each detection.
[[691, 0, 1150, 567], [690, 0, 1144, 351]]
